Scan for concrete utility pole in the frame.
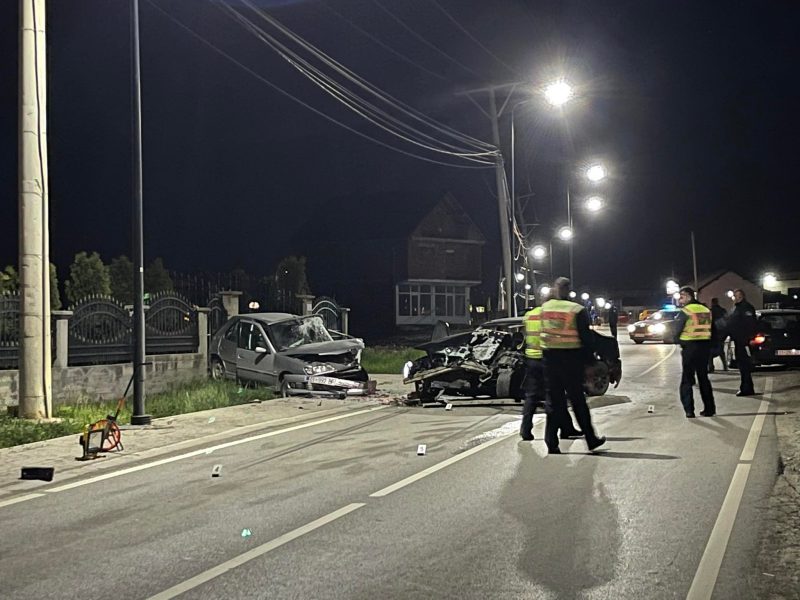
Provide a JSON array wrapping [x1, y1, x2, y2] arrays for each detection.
[[459, 82, 521, 317], [18, 0, 52, 419]]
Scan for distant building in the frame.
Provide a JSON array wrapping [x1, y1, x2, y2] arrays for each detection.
[[697, 270, 763, 310]]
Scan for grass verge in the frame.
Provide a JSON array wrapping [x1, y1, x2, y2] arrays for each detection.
[[0, 379, 269, 449], [361, 346, 425, 375]]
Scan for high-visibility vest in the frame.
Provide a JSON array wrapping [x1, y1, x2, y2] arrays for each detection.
[[540, 299, 583, 350], [524, 306, 543, 359], [680, 303, 712, 341]]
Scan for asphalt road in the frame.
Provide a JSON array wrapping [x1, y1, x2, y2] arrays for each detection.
[[1, 338, 790, 600]]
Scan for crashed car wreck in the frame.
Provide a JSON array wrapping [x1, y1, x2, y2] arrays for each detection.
[[403, 317, 622, 404], [208, 313, 370, 398]]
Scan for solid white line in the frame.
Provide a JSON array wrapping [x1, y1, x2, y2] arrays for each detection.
[[0, 493, 45, 508], [370, 430, 515, 497], [40, 406, 386, 494], [633, 344, 677, 378], [147, 503, 365, 600], [685, 378, 772, 600]]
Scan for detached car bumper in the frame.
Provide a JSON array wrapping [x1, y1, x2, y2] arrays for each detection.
[[282, 373, 371, 397]]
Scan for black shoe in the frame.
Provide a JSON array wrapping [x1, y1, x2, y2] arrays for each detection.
[[587, 436, 606, 452], [685, 412, 696, 418], [736, 390, 754, 397], [520, 433, 534, 441], [547, 447, 562, 455], [699, 410, 715, 417], [560, 429, 583, 439]]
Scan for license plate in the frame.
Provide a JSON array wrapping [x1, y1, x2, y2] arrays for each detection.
[[776, 349, 800, 356], [309, 376, 364, 389]]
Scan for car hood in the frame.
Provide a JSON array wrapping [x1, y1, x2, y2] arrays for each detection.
[[280, 338, 364, 358]]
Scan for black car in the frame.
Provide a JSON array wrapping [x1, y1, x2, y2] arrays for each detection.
[[403, 317, 622, 404], [748, 309, 800, 366]]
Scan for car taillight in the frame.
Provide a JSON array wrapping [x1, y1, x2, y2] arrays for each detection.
[[750, 334, 766, 345]]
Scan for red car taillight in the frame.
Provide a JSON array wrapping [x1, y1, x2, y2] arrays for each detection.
[[750, 334, 766, 345]]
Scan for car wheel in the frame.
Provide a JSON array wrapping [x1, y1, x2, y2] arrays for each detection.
[[210, 357, 225, 380], [280, 378, 291, 398], [633, 339, 644, 345], [495, 369, 513, 399], [584, 361, 610, 397]]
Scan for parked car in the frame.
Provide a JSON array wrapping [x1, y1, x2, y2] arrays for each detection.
[[208, 313, 369, 398], [403, 317, 622, 404], [627, 309, 681, 344], [748, 309, 800, 366]]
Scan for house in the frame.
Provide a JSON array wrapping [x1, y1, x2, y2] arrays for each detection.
[[697, 271, 763, 310], [294, 191, 488, 339]]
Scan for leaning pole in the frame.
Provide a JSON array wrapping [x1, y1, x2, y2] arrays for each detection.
[[18, 0, 52, 419]]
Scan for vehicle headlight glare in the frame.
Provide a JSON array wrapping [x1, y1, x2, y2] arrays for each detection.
[[654, 323, 666, 334], [627, 324, 636, 333]]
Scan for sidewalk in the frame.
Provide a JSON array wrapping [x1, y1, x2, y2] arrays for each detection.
[[0, 374, 413, 502]]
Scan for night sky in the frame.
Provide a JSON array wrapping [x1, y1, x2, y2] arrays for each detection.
[[1, 0, 798, 295]]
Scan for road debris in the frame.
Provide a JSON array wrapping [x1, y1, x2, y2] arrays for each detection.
[[445, 403, 453, 411], [648, 405, 655, 413], [417, 444, 427, 456], [211, 464, 222, 477], [241, 528, 252, 538], [20, 467, 54, 482], [208, 417, 216, 424]]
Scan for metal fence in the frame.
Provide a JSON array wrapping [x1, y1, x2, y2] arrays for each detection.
[[312, 296, 343, 332], [0, 293, 20, 369]]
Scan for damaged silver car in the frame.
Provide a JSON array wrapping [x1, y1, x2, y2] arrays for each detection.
[[209, 313, 369, 398], [403, 317, 622, 404]]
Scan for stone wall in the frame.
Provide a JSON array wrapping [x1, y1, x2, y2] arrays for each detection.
[[0, 353, 207, 409]]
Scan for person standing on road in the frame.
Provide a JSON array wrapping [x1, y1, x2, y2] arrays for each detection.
[[521, 301, 582, 441], [540, 277, 606, 454], [708, 297, 729, 373], [727, 289, 757, 396], [674, 286, 716, 417], [608, 302, 619, 338]]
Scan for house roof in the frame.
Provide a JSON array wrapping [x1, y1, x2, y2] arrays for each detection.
[[697, 270, 758, 290]]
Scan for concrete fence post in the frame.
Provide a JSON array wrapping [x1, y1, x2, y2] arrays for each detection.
[[51, 310, 73, 368], [296, 294, 314, 316], [220, 291, 241, 318], [196, 307, 210, 362]]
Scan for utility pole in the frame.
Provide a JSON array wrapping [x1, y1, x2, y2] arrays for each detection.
[[691, 231, 698, 292], [459, 82, 521, 317], [18, 0, 52, 419], [130, 0, 150, 425]]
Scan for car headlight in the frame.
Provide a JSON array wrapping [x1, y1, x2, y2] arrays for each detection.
[[402, 360, 413, 379], [304, 364, 335, 375], [653, 323, 666, 334], [627, 324, 636, 333]]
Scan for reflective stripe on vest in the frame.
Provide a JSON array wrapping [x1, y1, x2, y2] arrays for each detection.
[[540, 299, 583, 350], [524, 306, 543, 359], [680, 303, 712, 341]]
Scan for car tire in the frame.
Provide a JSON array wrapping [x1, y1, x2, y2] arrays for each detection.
[[584, 361, 610, 397], [210, 357, 225, 380], [280, 378, 290, 398], [633, 339, 644, 345], [495, 369, 513, 399]]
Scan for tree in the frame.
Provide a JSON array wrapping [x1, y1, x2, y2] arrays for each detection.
[[50, 263, 61, 310], [109, 255, 134, 304], [65, 251, 111, 304], [0, 265, 18, 294], [273, 256, 312, 312], [145, 257, 174, 294]]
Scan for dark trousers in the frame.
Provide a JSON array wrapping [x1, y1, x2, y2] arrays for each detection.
[[543, 350, 599, 450], [609, 322, 618, 338], [521, 358, 578, 438], [734, 340, 754, 394], [680, 342, 715, 414], [708, 340, 728, 371]]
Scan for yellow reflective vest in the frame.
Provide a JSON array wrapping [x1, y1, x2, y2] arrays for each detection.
[[540, 299, 584, 350], [524, 306, 543, 359], [680, 303, 712, 341]]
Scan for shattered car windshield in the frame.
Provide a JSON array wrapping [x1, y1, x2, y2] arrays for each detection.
[[268, 316, 333, 351]]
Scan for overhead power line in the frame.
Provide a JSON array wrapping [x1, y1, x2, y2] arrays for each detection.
[[145, 0, 495, 169], [427, 0, 519, 76]]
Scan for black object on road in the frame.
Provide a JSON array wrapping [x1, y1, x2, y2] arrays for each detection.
[[20, 467, 54, 482]]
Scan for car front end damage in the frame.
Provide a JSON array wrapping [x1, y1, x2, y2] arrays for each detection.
[[277, 339, 371, 398]]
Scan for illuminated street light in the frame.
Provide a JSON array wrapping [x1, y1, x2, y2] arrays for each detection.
[[586, 164, 607, 182], [666, 279, 680, 295], [595, 297, 605, 307], [531, 244, 547, 260], [524, 283, 532, 291], [515, 272, 525, 282], [727, 290, 735, 299], [604, 302, 612, 310], [569, 291, 577, 299], [673, 292, 681, 301], [763, 272, 778, 288], [248, 301, 260, 310], [544, 80, 573, 107], [581, 292, 590, 301], [585, 196, 604, 212], [557, 226, 574, 241], [540, 285, 551, 297]]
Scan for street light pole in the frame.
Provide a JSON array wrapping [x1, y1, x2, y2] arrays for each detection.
[[567, 183, 574, 285], [130, 0, 150, 425]]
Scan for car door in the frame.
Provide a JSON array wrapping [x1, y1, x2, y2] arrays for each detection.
[[236, 321, 275, 385], [216, 320, 240, 379]]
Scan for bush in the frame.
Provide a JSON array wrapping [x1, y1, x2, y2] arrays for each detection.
[[361, 346, 425, 375]]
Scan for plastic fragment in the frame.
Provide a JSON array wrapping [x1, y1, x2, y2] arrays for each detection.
[[241, 528, 252, 538], [445, 403, 453, 411], [208, 417, 216, 424]]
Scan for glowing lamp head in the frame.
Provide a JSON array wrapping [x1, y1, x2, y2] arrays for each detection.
[[531, 245, 547, 260], [586, 164, 607, 182], [557, 226, 574, 241], [544, 80, 573, 107], [585, 196, 604, 212]]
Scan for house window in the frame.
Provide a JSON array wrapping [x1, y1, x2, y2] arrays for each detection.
[[398, 284, 433, 317], [431, 284, 468, 317]]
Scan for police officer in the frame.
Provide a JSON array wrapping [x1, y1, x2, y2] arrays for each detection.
[[540, 277, 606, 454], [520, 300, 582, 441], [674, 286, 716, 417], [727, 289, 757, 396]]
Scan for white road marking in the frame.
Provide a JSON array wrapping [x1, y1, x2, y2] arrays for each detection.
[[0, 493, 45, 508], [632, 344, 677, 378], [370, 427, 515, 497], [0, 406, 386, 504], [147, 503, 365, 600], [685, 378, 772, 600]]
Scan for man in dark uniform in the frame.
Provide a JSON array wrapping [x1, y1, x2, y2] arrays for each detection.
[[708, 298, 728, 372], [674, 286, 716, 417], [608, 302, 619, 338], [540, 277, 606, 454], [727, 289, 757, 396]]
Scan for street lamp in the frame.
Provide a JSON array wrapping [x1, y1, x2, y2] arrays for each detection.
[[515, 272, 525, 282], [585, 196, 604, 212], [531, 244, 547, 260], [586, 164, 607, 182], [581, 292, 590, 301], [540, 285, 551, 297], [569, 291, 577, 299], [666, 279, 680, 295], [557, 226, 574, 241], [596, 297, 606, 307], [763, 272, 778, 288], [544, 80, 573, 107]]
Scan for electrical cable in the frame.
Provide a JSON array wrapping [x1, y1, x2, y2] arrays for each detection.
[[427, 0, 519, 76], [144, 0, 494, 169], [218, 2, 494, 162], [235, 0, 496, 154]]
